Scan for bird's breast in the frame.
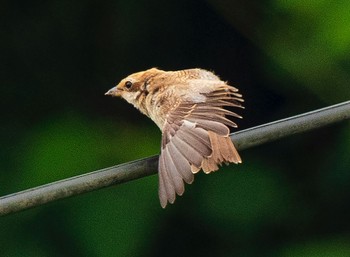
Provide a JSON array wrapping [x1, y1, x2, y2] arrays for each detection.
[[144, 88, 180, 130]]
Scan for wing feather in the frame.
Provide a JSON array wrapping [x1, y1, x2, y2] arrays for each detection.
[[193, 106, 243, 119], [186, 118, 229, 136], [176, 127, 212, 156], [157, 83, 243, 207], [181, 126, 211, 148], [167, 142, 194, 184], [188, 113, 238, 128], [158, 167, 168, 208], [171, 134, 203, 167], [158, 154, 176, 207]]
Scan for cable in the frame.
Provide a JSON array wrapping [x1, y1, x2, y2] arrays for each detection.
[[0, 100, 349, 216]]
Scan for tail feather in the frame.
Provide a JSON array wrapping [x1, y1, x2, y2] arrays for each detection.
[[201, 131, 241, 174]]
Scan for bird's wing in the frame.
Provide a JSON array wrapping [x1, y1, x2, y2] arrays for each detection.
[[158, 84, 244, 208]]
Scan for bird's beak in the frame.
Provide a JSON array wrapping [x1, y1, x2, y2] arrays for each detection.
[[105, 86, 121, 97]]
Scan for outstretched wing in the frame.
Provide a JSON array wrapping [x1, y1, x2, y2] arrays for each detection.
[[158, 84, 243, 208]]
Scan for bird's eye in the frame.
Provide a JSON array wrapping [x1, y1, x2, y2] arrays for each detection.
[[125, 81, 133, 89]]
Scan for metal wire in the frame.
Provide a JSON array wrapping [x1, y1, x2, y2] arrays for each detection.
[[1, 100, 349, 216]]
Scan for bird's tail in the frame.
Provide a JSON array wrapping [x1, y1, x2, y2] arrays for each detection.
[[201, 131, 241, 173]]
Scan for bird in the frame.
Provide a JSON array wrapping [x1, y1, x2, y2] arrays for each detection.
[[105, 68, 244, 208]]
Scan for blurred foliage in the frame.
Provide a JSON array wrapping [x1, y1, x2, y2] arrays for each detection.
[[16, 113, 159, 189], [275, 236, 350, 257], [0, 0, 349, 256]]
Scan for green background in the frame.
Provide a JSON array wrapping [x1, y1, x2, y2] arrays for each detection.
[[1, 1, 350, 256]]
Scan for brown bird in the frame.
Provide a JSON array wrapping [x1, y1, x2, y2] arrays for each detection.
[[105, 68, 244, 208]]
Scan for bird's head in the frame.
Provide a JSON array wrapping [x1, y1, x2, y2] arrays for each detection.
[[105, 67, 164, 107]]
